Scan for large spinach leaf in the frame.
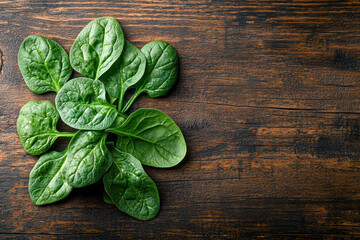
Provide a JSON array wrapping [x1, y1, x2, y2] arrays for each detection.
[[18, 35, 72, 94], [62, 130, 112, 188], [29, 151, 72, 205], [103, 148, 160, 220], [100, 40, 146, 109], [17, 101, 74, 155], [55, 78, 118, 130], [70, 17, 124, 80], [122, 41, 178, 112], [107, 109, 186, 167]]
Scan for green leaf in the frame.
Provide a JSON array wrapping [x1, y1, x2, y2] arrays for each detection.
[[17, 101, 74, 155], [121, 41, 178, 112], [62, 130, 112, 188], [100, 40, 146, 109], [18, 35, 72, 94], [55, 77, 118, 130], [103, 148, 160, 220], [70, 17, 125, 80], [29, 151, 72, 205], [107, 109, 186, 168]]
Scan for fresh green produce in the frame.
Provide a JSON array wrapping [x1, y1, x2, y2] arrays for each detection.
[[100, 40, 146, 110], [108, 108, 186, 168], [29, 151, 72, 205], [70, 17, 124, 80], [122, 40, 179, 112], [55, 78, 118, 130], [62, 130, 112, 188], [18, 35, 72, 94], [17, 17, 186, 221], [103, 148, 160, 220], [17, 101, 75, 155]]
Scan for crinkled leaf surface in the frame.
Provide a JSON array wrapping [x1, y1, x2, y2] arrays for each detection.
[[100, 40, 146, 101], [56, 78, 118, 130], [70, 17, 124, 80], [107, 109, 186, 167], [103, 148, 160, 220], [136, 40, 178, 97], [18, 35, 72, 94], [29, 151, 72, 205], [17, 101, 66, 155], [62, 130, 112, 188]]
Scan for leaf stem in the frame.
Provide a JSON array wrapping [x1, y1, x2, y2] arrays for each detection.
[[121, 90, 141, 113], [118, 90, 125, 111], [57, 132, 76, 137]]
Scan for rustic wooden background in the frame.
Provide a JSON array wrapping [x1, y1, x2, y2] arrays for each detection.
[[1, 0, 360, 239]]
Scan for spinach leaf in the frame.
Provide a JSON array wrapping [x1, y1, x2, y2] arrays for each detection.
[[122, 41, 178, 112], [29, 151, 72, 205], [56, 77, 118, 130], [18, 35, 72, 94], [70, 17, 125, 80], [17, 101, 74, 155], [62, 130, 112, 188], [100, 40, 146, 109], [103, 148, 160, 220], [107, 109, 186, 168]]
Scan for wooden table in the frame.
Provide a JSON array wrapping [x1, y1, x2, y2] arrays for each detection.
[[1, 0, 360, 239]]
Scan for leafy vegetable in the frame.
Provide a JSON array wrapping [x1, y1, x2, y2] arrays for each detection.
[[103, 148, 160, 220], [18, 17, 186, 221], [62, 130, 112, 188], [108, 109, 186, 168], [29, 151, 72, 205], [122, 41, 178, 112], [17, 101, 74, 155], [56, 78, 118, 130], [18, 35, 72, 94], [100, 40, 146, 109], [70, 17, 125, 80]]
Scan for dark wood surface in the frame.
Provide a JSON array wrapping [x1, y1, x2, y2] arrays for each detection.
[[1, 0, 360, 239]]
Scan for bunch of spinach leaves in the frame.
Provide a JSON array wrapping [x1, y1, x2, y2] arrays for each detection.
[[17, 17, 186, 221]]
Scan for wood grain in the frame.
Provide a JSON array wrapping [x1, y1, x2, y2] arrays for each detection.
[[1, 0, 360, 238]]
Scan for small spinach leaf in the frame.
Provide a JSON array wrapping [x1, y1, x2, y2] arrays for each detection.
[[18, 35, 72, 94], [17, 101, 74, 155], [103, 148, 160, 220], [122, 41, 178, 112], [56, 78, 118, 130], [29, 151, 72, 205], [62, 130, 112, 188], [107, 109, 186, 168], [100, 40, 146, 109], [70, 17, 125, 80]]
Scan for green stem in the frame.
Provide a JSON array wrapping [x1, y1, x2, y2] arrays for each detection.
[[118, 112, 128, 119], [57, 132, 76, 137], [118, 90, 125, 111], [121, 90, 141, 113]]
